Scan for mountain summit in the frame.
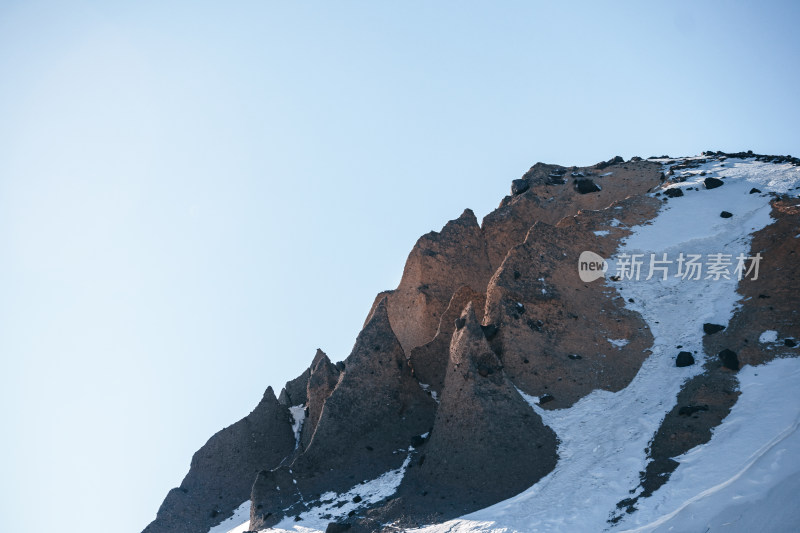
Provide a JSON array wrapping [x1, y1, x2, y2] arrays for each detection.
[[145, 152, 800, 533]]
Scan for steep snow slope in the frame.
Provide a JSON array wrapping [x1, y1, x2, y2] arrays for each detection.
[[217, 158, 799, 533], [618, 357, 800, 533], [404, 158, 800, 532]]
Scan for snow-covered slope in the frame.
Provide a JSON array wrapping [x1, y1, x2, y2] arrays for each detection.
[[217, 157, 800, 533]]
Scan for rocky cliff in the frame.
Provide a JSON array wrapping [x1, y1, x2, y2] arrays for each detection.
[[144, 151, 800, 533]]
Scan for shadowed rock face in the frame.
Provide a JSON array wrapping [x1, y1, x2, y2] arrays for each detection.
[[300, 350, 341, 451], [409, 285, 486, 396], [279, 367, 311, 407], [401, 303, 558, 518], [250, 299, 437, 530], [142, 387, 295, 533]]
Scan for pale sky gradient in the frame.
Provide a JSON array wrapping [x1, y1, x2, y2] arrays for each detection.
[[1, 2, 798, 532]]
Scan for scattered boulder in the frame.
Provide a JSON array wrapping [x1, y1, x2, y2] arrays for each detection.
[[720, 211, 733, 218], [595, 156, 624, 170], [511, 179, 530, 195], [574, 178, 601, 194], [538, 394, 555, 405], [704, 177, 724, 189], [785, 339, 797, 348], [703, 323, 726, 335], [568, 354, 582, 360], [718, 348, 739, 370], [325, 523, 351, 533], [749, 188, 762, 194], [663, 188, 683, 198], [678, 405, 709, 416], [675, 351, 695, 367]]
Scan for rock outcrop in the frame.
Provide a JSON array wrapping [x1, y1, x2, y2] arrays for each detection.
[[377, 208, 493, 355], [143, 387, 295, 533], [402, 303, 557, 516], [250, 299, 437, 529], [145, 153, 799, 533]]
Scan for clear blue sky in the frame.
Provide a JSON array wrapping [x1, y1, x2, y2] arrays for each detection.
[[0, 1, 797, 532]]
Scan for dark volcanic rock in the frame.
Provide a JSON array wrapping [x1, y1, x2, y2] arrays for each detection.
[[704, 177, 724, 189], [678, 405, 709, 416], [396, 303, 557, 521], [480, 323, 499, 340], [144, 387, 295, 533], [595, 155, 624, 170], [574, 177, 602, 194], [300, 350, 341, 450], [750, 188, 762, 194], [279, 367, 311, 406], [675, 351, 695, 367], [720, 211, 733, 218], [250, 299, 436, 530], [663, 188, 684, 198], [703, 323, 726, 335], [511, 178, 530, 195], [718, 348, 740, 370], [538, 393, 555, 405]]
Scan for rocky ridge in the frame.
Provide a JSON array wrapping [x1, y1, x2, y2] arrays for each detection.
[[143, 151, 800, 533]]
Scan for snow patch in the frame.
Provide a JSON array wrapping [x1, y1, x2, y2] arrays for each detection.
[[266, 451, 414, 532], [608, 338, 629, 348], [759, 330, 779, 343], [758, 329, 778, 343], [289, 405, 306, 448], [419, 382, 440, 404], [207, 501, 251, 533], [594, 230, 611, 237]]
